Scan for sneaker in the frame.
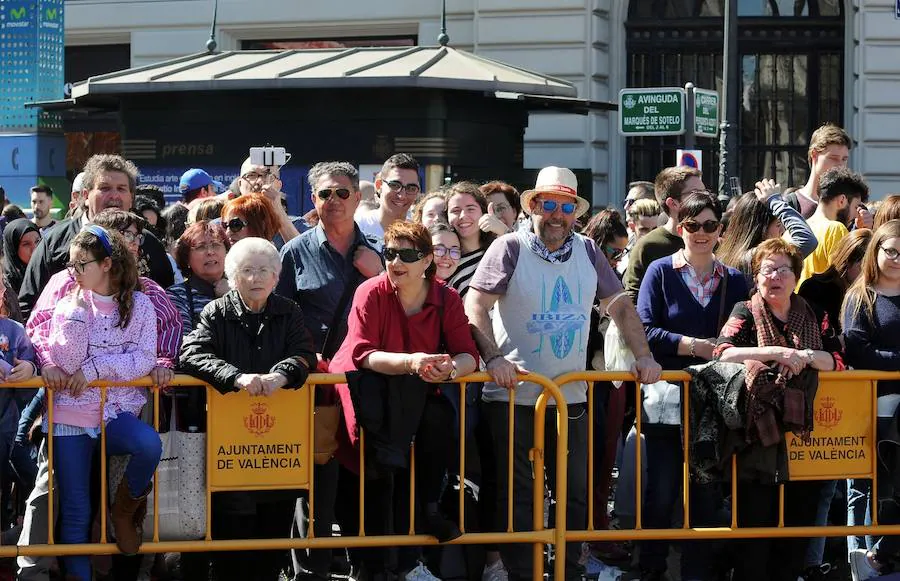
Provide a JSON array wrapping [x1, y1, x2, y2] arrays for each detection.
[[582, 553, 623, 580], [406, 563, 441, 581], [850, 549, 880, 581], [482, 559, 509, 581]]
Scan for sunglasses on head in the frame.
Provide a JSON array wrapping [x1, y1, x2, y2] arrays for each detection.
[[225, 218, 247, 232], [680, 219, 721, 234], [536, 199, 577, 215], [316, 188, 352, 201], [384, 247, 425, 263]]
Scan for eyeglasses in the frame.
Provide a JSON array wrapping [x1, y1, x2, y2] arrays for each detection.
[[433, 245, 461, 260], [536, 199, 576, 215], [384, 180, 420, 196], [191, 242, 226, 253], [759, 265, 795, 278], [225, 218, 247, 233], [316, 188, 352, 201], [623, 198, 636, 210], [384, 247, 424, 263], [491, 203, 512, 214], [602, 245, 627, 262], [241, 170, 276, 183], [680, 219, 721, 234], [120, 230, 144, 245], [881, 246, 900, 262], [238, 266, 275, 278], [66, 259, 100, 275]]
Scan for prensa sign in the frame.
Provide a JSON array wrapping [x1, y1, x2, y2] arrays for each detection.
[[208, 387, 312, 491], [787, 378, 875, 481]]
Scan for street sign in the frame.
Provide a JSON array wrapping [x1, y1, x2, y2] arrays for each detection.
[[677, 149, 703, 169], [619, 87, 685, 136], [693, 89, 720, 138]]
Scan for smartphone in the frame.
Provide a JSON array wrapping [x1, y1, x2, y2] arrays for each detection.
[[249, 146, 287, 167]]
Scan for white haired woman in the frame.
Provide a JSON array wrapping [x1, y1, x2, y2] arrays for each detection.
[[180, 237, 316, 581]]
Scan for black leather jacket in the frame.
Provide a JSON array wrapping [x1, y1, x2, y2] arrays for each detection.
[[179, 290, 315, 393]]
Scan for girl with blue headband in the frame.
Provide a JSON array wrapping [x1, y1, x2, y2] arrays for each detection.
[[43, 225, 159, 578]]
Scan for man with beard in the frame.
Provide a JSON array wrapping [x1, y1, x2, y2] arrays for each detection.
[[18, 154, 174, 319], [29, 186, 56, 232], [355, 153, 420, 250], [795, 166, 869, 289], [464, 166, 661, 581]]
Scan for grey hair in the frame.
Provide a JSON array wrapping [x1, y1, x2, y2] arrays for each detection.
[[224, 237, 282, 289], [306, 161, 359, 191]]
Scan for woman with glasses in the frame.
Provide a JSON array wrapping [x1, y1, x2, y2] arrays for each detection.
[[42, 226, 159, 578], [221, 194, 281, 246], [479, 181, 522, 236], [429, 222, 461, 281], [328, 221, 477, 579], [635, 191, 749, 581], [3, 219, 41, 296], [842, 220, 900, 581], [179, 237, 316, 581], [714, 238, 842, 581], [445, 182, 496, 298]]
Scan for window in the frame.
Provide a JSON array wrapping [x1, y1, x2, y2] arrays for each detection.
[[625, 0, 844, 191], [243, 37, 417, 51]]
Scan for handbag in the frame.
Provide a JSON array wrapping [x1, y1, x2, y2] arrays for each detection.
[[108, 398, 207, 541]]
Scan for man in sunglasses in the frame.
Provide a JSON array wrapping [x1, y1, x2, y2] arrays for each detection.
[[465, 166, 661, 581], [237, 156, 304, 247], [277, 160, 383, 580], [622, 166, 705, 303], [18, 154, 175, 320], [355, 153, 421, 249]]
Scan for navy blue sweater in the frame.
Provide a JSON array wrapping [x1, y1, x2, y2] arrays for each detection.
[[843, 292, 900, 396], [637, 255, 749, 371]]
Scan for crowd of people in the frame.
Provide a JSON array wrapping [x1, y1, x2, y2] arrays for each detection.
[[0, 121, 897, 581]]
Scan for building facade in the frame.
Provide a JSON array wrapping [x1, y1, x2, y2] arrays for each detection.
[[64, 0, 899, 206]]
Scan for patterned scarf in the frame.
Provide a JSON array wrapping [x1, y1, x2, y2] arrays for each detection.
[[744, 293, 821, 446], [522, 230, 575, 264]]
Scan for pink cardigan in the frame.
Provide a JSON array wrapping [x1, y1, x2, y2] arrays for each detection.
[[46, 290, 157, 428]]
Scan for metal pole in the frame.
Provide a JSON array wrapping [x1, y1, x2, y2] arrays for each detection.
[[684, 82, 696, 150], [718, 0, 738, 197]]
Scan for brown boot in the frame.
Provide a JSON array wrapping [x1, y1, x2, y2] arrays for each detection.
[[111, 480, 149, 555]]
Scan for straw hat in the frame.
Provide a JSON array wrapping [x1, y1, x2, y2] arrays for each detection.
[[520, 166, 590, 218]]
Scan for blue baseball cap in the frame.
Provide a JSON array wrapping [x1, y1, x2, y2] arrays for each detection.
[[179, 168, 223, 195]]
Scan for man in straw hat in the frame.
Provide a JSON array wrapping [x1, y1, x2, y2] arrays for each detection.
[[465, 166, 661, 580]]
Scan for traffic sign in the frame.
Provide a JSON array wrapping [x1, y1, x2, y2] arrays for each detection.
[[693, 89, 720, 138], [619, 87, 685, 136], [677, 149, 703, 169]]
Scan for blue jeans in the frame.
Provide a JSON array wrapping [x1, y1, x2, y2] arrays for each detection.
[[848, 479, 873, 557], [55, 413, 161, 580], [805, 479, 838, 567]]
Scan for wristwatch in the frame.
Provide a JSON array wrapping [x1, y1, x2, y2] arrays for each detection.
[[803, 349, 815, 363], [448, 361, 458, 381]]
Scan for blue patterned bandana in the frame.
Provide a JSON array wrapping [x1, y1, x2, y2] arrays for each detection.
[[522, 230, 575, 264]]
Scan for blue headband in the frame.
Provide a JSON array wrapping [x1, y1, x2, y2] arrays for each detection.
[[83, 225, 113, 256]]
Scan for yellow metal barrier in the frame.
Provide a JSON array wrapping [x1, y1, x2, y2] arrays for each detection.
[[552, 369, 895, 546], [2, 372, 569, 581]]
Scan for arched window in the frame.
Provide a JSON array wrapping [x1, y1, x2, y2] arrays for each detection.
[[625, 0, 844, 191]]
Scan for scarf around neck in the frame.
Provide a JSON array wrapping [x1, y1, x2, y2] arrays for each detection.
[[522, 230, 575, 264]]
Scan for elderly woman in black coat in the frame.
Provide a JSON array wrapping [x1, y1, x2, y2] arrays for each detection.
[[180, 236, 315, 581]]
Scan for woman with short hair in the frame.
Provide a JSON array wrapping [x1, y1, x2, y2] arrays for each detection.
[[221, 195, 281, 245], [179, 237, 316, 581], [328, 221, 478, 578], [716, 237, 843, 581]]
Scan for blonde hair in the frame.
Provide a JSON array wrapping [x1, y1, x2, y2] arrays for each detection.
[[841, 220, 899, 328], [627, 198, 661, 222], [808, 123, 851, 164]]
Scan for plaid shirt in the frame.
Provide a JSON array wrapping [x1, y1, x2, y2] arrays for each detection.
[[671, 250, 725, 308]]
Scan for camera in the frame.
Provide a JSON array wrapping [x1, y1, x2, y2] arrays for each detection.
[[249, 146, 289, 168]]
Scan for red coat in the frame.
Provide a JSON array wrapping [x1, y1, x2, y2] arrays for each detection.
[[328, 273, 478, 472]]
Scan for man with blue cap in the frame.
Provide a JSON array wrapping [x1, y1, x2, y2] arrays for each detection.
[[179, 168, 223, 204]]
